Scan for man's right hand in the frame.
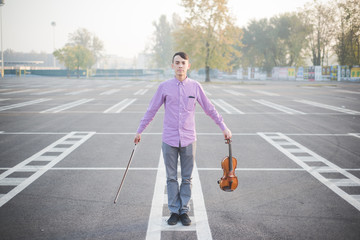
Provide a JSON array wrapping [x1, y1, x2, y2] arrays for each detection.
[[134, 133, 141, 144]]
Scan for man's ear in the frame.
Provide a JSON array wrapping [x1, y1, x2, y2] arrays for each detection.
[[187, 63, 191, 69]]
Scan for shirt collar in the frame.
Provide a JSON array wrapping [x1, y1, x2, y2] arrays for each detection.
[[175, 76, 189, 86]]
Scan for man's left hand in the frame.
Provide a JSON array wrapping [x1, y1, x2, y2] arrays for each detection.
[[223, 128, 232, 140]]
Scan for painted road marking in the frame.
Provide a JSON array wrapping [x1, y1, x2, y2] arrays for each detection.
[[203, 90, 212, 96], [40, 99, 94, 113], [1, 89, 37, 95], [212, 99, 244, 114], [0, 131, 95, 208], [31, 89, 64, 95], [0, 167, 359, 172], [0, 98, 51, 112], [258, 132, 360, 211], [223, 89, 245, 96], [335, 90, 360, 95], [145, 83, 156, 88], [348, 133, 360, 139], [0, 131, 354, 137], [191, 161, 212, 240], [134, 89, 149, 95], [65, 89, 93, 95], [252, 90, 279, 96], [99, 89, 121, 95], [0, 89, 13, 92], [104, 98, 136, 113], [253, 99, 306, 114], [295, 99, 360, 115], [146, 150, 212, 240]]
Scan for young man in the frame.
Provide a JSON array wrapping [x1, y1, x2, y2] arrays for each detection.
[[134, 52, 231, 226]]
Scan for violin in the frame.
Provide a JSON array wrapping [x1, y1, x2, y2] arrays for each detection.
[[218, 139, 238, 192]]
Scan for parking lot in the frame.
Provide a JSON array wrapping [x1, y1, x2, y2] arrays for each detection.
[[0, 76, 360, 240]]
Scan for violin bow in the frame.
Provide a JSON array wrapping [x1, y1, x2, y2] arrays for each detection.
[[114, 144, 137, 204]]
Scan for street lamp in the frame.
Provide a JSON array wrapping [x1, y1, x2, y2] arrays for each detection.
[[51, 21, 56, 68], [0, 0, 4, 78]]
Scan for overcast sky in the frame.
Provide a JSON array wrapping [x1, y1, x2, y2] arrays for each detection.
[[3, 0, 322, 58]]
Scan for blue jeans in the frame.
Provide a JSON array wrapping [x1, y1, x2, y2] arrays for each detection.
[[162, 141, 196, 215]]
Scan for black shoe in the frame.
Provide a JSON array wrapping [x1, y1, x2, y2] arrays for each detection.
[[179, 213, 191, 226], [167, 213, 179, 225]]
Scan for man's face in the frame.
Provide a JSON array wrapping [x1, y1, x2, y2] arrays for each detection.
[[172, 55, 191, 78]]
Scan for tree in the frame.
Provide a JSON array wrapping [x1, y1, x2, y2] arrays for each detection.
[[299, 0, 336, 66], [174, 0, 243, 82], [333, 0, 360, 65], [269, 13, 311, 67], [241, 13, 310, 73], [68, 28, 104, 66], [152, 15, 174, 69], [241, 19, 270, 71], [53, 28, 103, 77], [53, 45, 95, 78]]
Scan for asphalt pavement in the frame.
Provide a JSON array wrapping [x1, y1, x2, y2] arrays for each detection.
[[0, 75, 360, 240]]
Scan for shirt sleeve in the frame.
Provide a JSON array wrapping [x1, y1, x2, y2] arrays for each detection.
[[196, 83, 227, 131], [136, 83, 165, 134]]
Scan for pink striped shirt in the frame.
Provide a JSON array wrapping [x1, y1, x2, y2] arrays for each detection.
[[137, 77, 227, 147]]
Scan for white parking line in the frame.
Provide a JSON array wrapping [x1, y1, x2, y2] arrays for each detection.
[[212, 99, 244, 114], [223, 89, 245, 96], [0, 131, 95, 208], [335, 90, 360, 95], [253, 99, 306, 114], [1, 89, 37, 95], [252, 90, 279, 96], [65, 89, 93, 95], [145, 83, 156, 88], [0, 98, 51, 112], [104, 98, 137, 113], [41, 99, 94, 113], [295, 99, 360, 115], [146, 150, 212, 240], [258, 132, 360, 211], [31, 89, 64, 95], [99, 89, 121, 95], [203, 90, 212, 96], [134, 89, 149, 95], [349, 133, 360, 139], [146, 151, 167, 240]]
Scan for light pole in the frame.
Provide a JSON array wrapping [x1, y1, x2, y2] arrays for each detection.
[[0, 0, 4, 78], [51, 21, 56, 68]]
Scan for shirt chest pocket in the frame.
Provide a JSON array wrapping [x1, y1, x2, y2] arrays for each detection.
[[186, 96, 196, 111]]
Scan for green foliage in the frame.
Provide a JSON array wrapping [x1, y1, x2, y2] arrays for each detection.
[[174, 0, 243, 81], [242, 13, 310, 73], [334, 0, 360, 65], [299, 1, 336, 66], [53, 45, 95, 78], [152, 15, 174, 69], [53, 28, 103, 77], [68, 28, 104, 62]]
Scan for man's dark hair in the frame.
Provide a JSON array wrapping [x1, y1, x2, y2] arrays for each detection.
[[172, 52, 189, 63]]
